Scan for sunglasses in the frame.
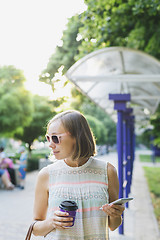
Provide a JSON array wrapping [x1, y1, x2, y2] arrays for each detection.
[[45, 132, 68, 144]]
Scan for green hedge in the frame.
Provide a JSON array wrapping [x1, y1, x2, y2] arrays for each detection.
[[27, 157, 39, 172], [9, 149, 50, 172], [27, 152, 49, 172]]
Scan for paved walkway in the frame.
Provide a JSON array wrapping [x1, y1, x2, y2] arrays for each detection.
[[0, 151, 160, 240]]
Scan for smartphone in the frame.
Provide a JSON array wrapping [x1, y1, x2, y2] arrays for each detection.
[[109, 197, 133, 205]]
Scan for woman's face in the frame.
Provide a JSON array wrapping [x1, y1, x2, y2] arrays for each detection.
[[47, 119, 75, 160]]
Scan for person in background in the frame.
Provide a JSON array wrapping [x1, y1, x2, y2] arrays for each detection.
[[32, 110, 125, 239], [16, 146, 27, 190], [0, 146, 6, 163], [0, 146, 15, 184], [0, 168, 14, 190]]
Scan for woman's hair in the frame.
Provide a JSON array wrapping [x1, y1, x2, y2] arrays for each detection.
[[47, 110, 96, 160]]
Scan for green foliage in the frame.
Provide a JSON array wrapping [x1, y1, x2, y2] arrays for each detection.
[[70, 90, 116, 145], [150, 104, 160, 147], [78, 0, 160, 59], [39, 14, 83, 86], [27, 157, 39, 172], [0, 65, 33, 136], [144, 166, 160, 198], [139, 154, 160, 162], [27, 149, 51, 171], [0, 65, 26, 88], [15, 95, 54, 151], [144, 166, 160, 227], [136, 129, 152, 148], [82, 103, 116, 145], [85, 115, 108, 145], [39, 0, 160, 147]]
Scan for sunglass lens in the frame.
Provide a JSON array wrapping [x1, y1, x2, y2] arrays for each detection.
[[52, 135, 59, 144], [46, 135, 50, 142]]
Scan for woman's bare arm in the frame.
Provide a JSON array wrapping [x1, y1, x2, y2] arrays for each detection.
[[32, 166, 74, 236], [32, 166, 55, 236], [101, 163, 125, 231]]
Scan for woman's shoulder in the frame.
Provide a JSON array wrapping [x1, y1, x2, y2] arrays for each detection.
[[38, 160, 62, 176], [37, 166, 49, 180], [91, 157, 108, 168], [107, 162, 118, 180]]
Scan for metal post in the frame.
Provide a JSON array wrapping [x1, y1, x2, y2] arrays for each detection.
[[123, 108, 133, 208], [131, 116, 135, 183], [117, 110, 124, 234], [117, 110, 124, 199], [109, 94, 131, 235], [127, 119, 131, 195], [125, 119, 129, 207], [123, 118, 128, 201]]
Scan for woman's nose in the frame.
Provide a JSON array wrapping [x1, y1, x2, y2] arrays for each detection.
[[49, 141, 56, 149]]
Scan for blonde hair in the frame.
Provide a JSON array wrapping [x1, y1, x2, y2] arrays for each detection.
[[47, 110, 96, 160]]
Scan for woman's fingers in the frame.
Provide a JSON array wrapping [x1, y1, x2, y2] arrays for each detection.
[[101, 204, 125, 217], [53, 211, 74, 228]]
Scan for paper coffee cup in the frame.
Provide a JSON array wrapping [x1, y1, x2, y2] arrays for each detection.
[[59, 200, 78, 227]]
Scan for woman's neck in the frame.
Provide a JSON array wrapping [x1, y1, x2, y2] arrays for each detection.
[[64, 157, 89, 167]]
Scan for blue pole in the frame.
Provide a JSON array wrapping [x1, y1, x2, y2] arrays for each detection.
[[109, 94, 131, 236], [127, 119, 131, 195], [123, 119, 129, 204], [117, 110, 124, 234], [130, 116, 135, 186], [125, 119, 130, 208]]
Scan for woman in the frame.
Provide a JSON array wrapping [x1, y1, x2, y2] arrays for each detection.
[[0, 169, 14, 190], [0, 147, 15, 187], [33, 110, 125, 239]]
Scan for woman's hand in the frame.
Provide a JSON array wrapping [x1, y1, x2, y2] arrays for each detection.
[[33, 210, 74, 237], [51, 210, 74, 229], [101, 203, 125, 218]]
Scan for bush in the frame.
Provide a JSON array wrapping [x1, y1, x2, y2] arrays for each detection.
[[27, 150, 50, 172], [27, 157, 39, 172]]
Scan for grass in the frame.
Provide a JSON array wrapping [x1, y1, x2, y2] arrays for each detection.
[[143, 167, 160, 230], [139, 154, 160, 162]]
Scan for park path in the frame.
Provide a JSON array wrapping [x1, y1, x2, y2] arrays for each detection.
[[0, 150, 160, 240]]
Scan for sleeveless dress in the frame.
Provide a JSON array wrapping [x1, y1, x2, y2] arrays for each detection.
[[45, 157, 109, 240]]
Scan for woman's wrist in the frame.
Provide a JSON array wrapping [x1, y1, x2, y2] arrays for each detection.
[[43, 219, 56, 237], [49, 218, 56, 231], [108, 215, 122, 231], [33, 219, 55, 237]]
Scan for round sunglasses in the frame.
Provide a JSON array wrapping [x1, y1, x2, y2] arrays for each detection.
[[45, 132, 68, 144]]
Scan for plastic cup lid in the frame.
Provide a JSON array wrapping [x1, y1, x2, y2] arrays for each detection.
[[59, 200, 78, 211]]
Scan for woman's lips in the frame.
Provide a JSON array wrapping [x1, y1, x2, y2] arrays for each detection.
[[53, 151, 60, 155]]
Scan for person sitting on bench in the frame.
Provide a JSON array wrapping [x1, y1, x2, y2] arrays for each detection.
[[0, 169, 14, 190]]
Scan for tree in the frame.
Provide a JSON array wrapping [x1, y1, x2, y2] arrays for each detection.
[[150, 104, 160, 147], [70, 88, 116, 145], [0, 65, 33, 136], [15, 95, 55, 152], [39, 14, 83, 88], [85, 115, 108, 145], [77, 0, 160, 146], [78, 0, 160, 60], [39, 0, 160, 145]]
